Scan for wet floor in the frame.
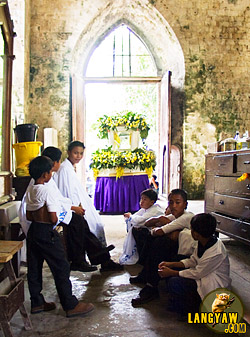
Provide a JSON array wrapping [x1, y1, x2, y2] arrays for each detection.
[[1, 201, 250, 336]]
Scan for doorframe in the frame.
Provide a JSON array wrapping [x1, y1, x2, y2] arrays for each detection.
[[71, 74, 172, 193], [158, 70, 171, 196]]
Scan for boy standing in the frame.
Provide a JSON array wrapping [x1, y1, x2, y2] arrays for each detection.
[[42, 146, 118, 272], [26, 156, 94, 317], [53, 141, 122, 271], [53, 141, 106, 246], [158, 213, 231, 318]]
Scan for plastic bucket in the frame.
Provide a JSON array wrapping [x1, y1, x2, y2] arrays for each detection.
[[12, 141, 43, 176], [14, 124, 38, 142]]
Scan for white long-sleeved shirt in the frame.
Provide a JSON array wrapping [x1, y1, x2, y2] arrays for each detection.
[[179, 238, 231, 299], [150, 211, 196, 256], [160, 211, 194, 234], [120, 203, 164, 265], [125, 203, 164, 231], [53, 158, 106, 245]]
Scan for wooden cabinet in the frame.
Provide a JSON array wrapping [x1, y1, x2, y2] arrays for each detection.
[[205, 150, 250, 245]]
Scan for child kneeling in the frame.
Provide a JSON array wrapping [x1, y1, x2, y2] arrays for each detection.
[[158, 213, 231, 319], [26, 155, 94, 317]]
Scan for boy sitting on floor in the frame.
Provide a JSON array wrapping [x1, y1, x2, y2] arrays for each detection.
[[158, 213, 231, 319], [119, 189, 164, 265], [132, 189, 195, 266], [131, 189, 195, 306], [26, 155, 94, 317]]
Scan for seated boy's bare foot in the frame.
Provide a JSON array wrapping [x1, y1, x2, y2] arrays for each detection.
[[66, 302, 94, 317]]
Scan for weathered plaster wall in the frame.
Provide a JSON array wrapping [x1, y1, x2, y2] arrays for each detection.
[[21, 0, 186, 156], [9, 0, 250, 198], [154, 0, 249, 198]]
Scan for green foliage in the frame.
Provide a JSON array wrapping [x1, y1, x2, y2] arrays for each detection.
[[97, 111, 150, 140], [182, 162, 205, 200], [90, 147, 156, 171], [124, 85, 157, 132]]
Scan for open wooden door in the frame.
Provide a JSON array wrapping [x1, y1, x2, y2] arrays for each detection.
[[71, 74, 86, 142], [0, 2, 14, 172], [0, 2, 15, 204], [158, 71, 171, 196], [169, 144, 181, 191], [71, 74, 86, 185]]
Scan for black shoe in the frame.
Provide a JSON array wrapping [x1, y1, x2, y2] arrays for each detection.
[[90, 244, 115, 260], [129, 274, 146, 285], [100, 259, 124, 272], [70, 261, 97, 272], [131, 285, 159, 307]]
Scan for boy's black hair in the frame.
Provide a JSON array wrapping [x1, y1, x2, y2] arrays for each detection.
[[68, 140, 85, 152], [29, 156, 53, 180], [42, 146, 62, 162], [168, 188, 188, 202], [140, 188, 158, 203], [190, 213, 217, 238]]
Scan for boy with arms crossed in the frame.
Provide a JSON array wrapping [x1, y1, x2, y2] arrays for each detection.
[[131, 189, 195, 306]]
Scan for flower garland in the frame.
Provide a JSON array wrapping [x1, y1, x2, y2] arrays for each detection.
[[97, 111, 150, 140], [90, 147, 156, 179]]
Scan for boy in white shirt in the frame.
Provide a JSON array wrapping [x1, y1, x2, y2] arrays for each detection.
[[26, 156, 94, 317], [53, 141, 106, 245], [131, 189, 195, 306], [119, 189, 164, 265], [158, 213, 231, 319], [20, 146, 121, 272]]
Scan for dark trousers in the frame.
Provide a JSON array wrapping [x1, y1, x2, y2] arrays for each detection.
[[143, 235, 179, 286], [132, 227, 151, 261], [27, 221, 78, 311], [167, 276, 201, 315], [63, 213, 110, 266], [132, 230, 179, 286]]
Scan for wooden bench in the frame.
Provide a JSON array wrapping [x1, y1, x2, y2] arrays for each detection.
[[0, 241, 32, 337]]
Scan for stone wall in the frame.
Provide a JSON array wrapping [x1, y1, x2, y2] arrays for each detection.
[[155, 0, 249, 198], [9, 0, 250, 198]]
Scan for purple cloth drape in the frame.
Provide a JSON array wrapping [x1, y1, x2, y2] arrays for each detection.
[[94, 174, 150, 214]]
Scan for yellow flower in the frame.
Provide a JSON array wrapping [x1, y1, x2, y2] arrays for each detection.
[[93, 168, 99, 180], [145, 167, 153, 178], [237, 173, 250, 182], [116, 167, 124, 179]]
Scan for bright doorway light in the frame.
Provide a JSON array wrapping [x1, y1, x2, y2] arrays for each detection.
[[84, 24, 159, 195], [86, 24, 157, 77]]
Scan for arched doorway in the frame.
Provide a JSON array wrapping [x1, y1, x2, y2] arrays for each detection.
[[83, 24, 159, 194], [71, 0, 185, 194]]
